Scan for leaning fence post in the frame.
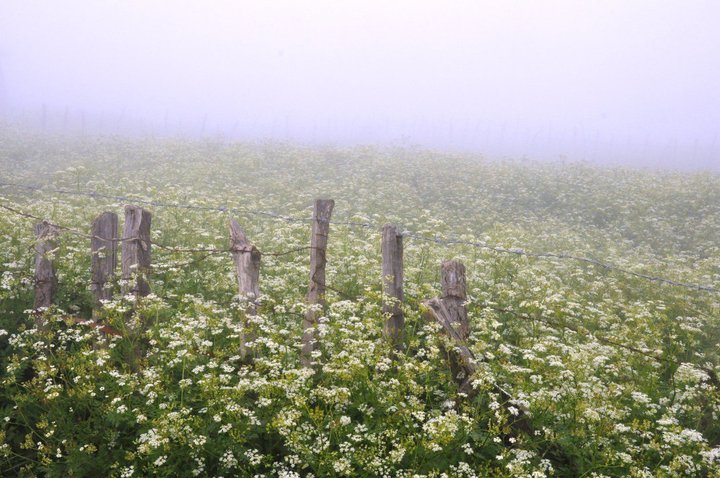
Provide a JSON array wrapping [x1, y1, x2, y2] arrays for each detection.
[[91, 212, 118, 317], [230, 218, 261, 361], [436, 260, 470, 381], [423, 260, 532, 435], [33, 222, 59, 324], [302, 199, 334, 367], [382, 224, 404, 348], [121, 206, 152, 297]]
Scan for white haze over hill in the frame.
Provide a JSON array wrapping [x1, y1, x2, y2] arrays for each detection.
[[0, 0, 718, 170]]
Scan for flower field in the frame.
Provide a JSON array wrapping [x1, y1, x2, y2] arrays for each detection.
[[1, 127, 720, 477]]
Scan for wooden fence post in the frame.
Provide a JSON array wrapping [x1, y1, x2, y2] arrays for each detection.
[[424, 297, 476, 389], [424, 260, 532, 435], [33, 222, 59, 324], [426, 260, 471, 389], [230, 218, 261, 361], [121, 206, 152, 297], [382, 224, 404, 348], [91, 212, 118, 317], [441, 259, 469, 340], [302, 199, 334, 367]]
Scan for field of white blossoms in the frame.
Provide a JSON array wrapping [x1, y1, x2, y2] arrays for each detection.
[[1, 126, 720, 477]]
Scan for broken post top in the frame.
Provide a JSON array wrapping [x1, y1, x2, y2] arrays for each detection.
[[34, 221, 59, 240], [229, 218, 249, 244], [441, 259, 467, 300], [229, 218, 260, 256]]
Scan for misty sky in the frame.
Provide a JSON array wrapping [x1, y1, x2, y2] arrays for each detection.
[[1, 1, 718, 168]]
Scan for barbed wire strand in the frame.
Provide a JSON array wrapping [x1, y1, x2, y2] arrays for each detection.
[[1, 182, 718, 294], [402, 232, 720, 293], [0, 203, 323, 260], [482, 302, 720, 388], [0, 181, 315, 224]]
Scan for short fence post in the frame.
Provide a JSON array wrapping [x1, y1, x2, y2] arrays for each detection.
[[302, 199, 334, 367], [424, 260, 532, 435], [230, 218, 261, 361], [91, 212, 118, 317], [33, 222, 59, 324], [426, 259, 471, 389], [382, 224, 404, 348], [441, 259, 469, 340], [121, 206, 152, 297]]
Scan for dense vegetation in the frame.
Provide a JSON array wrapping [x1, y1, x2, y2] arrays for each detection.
[[1, 127, 719, 477]]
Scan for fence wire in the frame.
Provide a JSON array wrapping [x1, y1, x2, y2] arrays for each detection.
[[1, 181, 719, 294], [0, 203, 319, 259], [482, 302, 720, 389]]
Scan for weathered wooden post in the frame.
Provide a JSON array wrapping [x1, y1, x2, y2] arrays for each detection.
[[230, 218, 261, 361], [382, 224, 404, 348], [424, 296, 476, 392], [426, 259, 471, 388], [121, 206, 151, 297], [91, 212, 118, 316], [441, 259, 469, 340], [33, 222, 59, 323], [423, 260, 531, 434], [302, 199, 334, 367]]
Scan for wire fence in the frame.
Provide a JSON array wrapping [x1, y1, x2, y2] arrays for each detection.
[[3, 182, 719, 391], [0, 203, 319, 259], [481, 302, 720, 389], [1, 180, 719, 294]]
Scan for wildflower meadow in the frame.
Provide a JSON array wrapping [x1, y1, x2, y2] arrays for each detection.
[[1, 127, 719, 477]]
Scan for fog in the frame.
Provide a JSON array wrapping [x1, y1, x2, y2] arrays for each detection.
[[1, 1, 719, 169]]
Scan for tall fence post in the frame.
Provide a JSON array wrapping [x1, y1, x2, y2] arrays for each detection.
[[33, 222, 58, 324], [382, 224, 404, 348], [230, 218, 261, 361], [121, 206, 152, 297], [91, 212, 118, 317], [302, 199, 334, 367]]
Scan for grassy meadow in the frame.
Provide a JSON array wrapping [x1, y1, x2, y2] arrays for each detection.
[[1, 127, 720, 477]]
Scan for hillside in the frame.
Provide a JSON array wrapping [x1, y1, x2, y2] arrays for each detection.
[[1, 129, 719, 477]]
